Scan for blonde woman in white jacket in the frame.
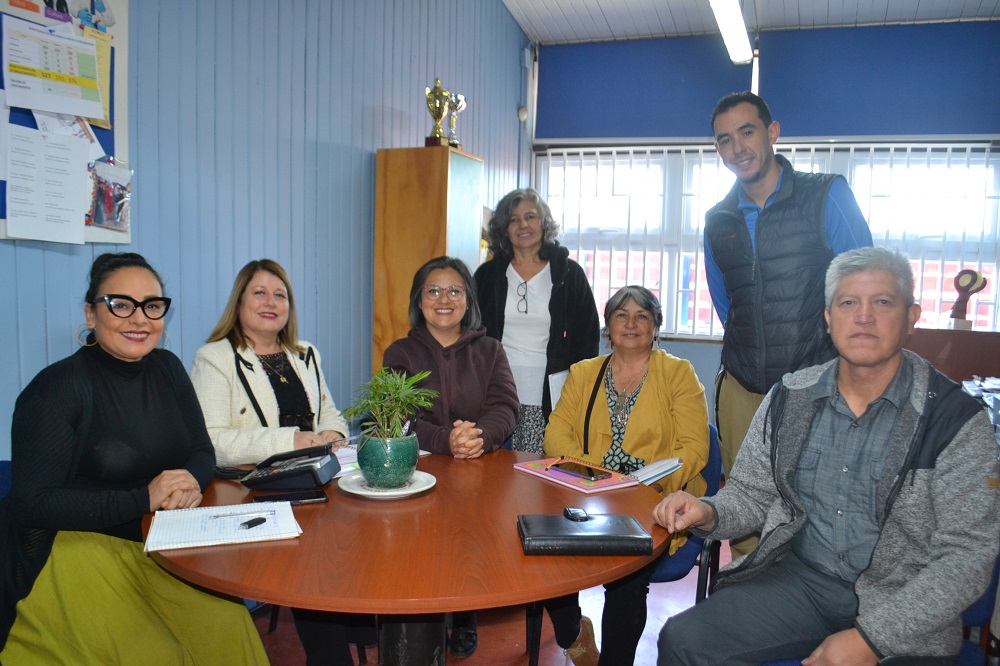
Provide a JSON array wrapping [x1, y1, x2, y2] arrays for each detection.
[[190, 259, 348, 467], [191, 259, 362, 664]]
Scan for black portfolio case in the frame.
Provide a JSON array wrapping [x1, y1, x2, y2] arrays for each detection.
[[516, 513, 653, 556]]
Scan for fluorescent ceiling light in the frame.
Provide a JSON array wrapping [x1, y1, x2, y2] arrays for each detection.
[[710, 0, 753, 64]]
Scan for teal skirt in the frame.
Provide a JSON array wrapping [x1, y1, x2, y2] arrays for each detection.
[[2, 531, 269, 664]]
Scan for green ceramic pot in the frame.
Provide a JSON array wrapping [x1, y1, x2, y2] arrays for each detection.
[[356, 434, 419, 488]]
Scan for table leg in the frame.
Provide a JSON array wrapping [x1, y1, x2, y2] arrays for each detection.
[[379, 614, 447, 666], [525, 601, 543, 666]]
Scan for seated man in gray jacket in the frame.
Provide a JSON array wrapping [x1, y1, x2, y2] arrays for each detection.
[[654, 246, 999, 665]]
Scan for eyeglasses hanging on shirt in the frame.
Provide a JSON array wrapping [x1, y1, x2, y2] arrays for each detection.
[[517, 280, 528, 314], [280, 412, 316, 431]]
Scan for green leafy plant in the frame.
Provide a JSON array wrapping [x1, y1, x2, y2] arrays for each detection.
[[344, 367, 439, 438]]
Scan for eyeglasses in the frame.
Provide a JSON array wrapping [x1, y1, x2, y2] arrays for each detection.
[[516, 280, 528, 314], [280, 412, 316, 430], [91, 294, 172, 320], [422, 284, 466, 301]]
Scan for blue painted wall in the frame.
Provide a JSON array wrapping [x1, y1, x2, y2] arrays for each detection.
[[538, 22, 1000, 140], [759, 23, 1000, 137], [536, 35, 749, 139], [0, 0, 530, 459]]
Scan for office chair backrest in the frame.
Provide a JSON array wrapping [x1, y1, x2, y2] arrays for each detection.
[[0, 460, 10, 499], [703, 423, 722, 497], [649, 423, 722, 586], [963, 554, 1000, 628]]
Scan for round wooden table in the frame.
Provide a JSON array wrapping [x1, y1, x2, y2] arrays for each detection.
[[150, 450, 670, 664]]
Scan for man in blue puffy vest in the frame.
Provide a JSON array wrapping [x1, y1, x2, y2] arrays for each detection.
[[704, 91, 872, 556]]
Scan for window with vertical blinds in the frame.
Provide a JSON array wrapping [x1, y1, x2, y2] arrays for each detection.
[[535, 143, 999, 336]]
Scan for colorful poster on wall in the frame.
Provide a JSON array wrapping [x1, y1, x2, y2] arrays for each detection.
[[2, 14, 103, 118], [0, 0, 129, 244]]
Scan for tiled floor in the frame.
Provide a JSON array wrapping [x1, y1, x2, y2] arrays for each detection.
[[254, 542, 731, 665]]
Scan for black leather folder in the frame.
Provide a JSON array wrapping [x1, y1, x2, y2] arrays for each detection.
[[517, 513, 653, 556]]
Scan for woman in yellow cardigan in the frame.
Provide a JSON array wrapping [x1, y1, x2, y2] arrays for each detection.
[[541, 285, 709, 666]]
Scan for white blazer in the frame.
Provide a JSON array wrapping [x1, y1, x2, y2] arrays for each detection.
[[190, 339, 349, 466]]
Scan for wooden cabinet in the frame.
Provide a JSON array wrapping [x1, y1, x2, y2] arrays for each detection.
[[373, 147, 483, 371], [905, 327, 1000, 382]]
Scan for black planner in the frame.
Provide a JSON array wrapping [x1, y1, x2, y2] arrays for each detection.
[[517, 513, 653, 556]]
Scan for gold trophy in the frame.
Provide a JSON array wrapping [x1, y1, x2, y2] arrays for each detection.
[[447, 93, 467, 150], [425, 78, 450, 146]]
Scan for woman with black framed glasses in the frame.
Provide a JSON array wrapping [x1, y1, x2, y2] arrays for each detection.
[[0, 252, 266, 662], [474, 188, 600, 454]]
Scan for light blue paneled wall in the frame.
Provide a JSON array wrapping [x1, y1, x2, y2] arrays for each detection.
[[0, 0, 530, 459]]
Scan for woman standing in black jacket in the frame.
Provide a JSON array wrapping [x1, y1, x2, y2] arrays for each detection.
[[474, 188, 600, 453]]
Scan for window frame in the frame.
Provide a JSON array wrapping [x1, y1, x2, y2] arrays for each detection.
[[534, 141, 1000, 336]]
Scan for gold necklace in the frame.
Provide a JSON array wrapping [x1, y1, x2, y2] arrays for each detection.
[[257, 352, 289, 384]]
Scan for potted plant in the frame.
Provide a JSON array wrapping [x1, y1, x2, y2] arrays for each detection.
[[344, 367, 438, 488]]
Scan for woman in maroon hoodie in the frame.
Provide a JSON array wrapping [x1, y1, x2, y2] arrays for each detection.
[[384, 255, 518, 458], [382, 255, 519, 657]]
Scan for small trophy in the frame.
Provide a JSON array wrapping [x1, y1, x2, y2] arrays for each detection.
[[425, 78, 450, 147], [447, 93, 467, 150]]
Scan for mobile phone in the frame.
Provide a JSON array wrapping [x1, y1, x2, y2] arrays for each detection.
[[549, 461, 612, 481], [252, 489, 329, 505]]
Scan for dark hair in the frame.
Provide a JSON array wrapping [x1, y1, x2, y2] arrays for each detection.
[[604, 285, 664, 347], [485, 188, 560, 259], [206, 259, 304, 353], [710, 91, 773, 134], [407, 256, 482, 332], [85, 252, 165, 303]]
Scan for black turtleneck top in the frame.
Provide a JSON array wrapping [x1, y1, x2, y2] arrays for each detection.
[[1, 342, 215, 646]]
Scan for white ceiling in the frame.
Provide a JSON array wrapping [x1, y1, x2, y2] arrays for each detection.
[[501, 0, 1000, 45]]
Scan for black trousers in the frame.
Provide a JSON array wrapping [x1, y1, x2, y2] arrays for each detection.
[[545, 561, 655, 665], [291, 608, 377, 666]]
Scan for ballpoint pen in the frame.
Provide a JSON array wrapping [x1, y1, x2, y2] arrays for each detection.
[[209, 510, 275, 520]]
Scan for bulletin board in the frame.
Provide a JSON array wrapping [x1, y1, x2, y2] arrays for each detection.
[[0, 0, 129, 244]]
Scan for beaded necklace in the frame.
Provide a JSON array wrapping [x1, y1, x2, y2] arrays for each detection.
[[608, 357, 648, 428]]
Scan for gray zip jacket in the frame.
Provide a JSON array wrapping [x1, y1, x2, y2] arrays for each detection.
[[701, 350, 999, 660]]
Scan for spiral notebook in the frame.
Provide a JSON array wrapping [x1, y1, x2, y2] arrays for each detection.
[[144, 501, 302, 552]]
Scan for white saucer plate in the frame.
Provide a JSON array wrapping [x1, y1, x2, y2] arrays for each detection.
[[338, 470, 436, 500]]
